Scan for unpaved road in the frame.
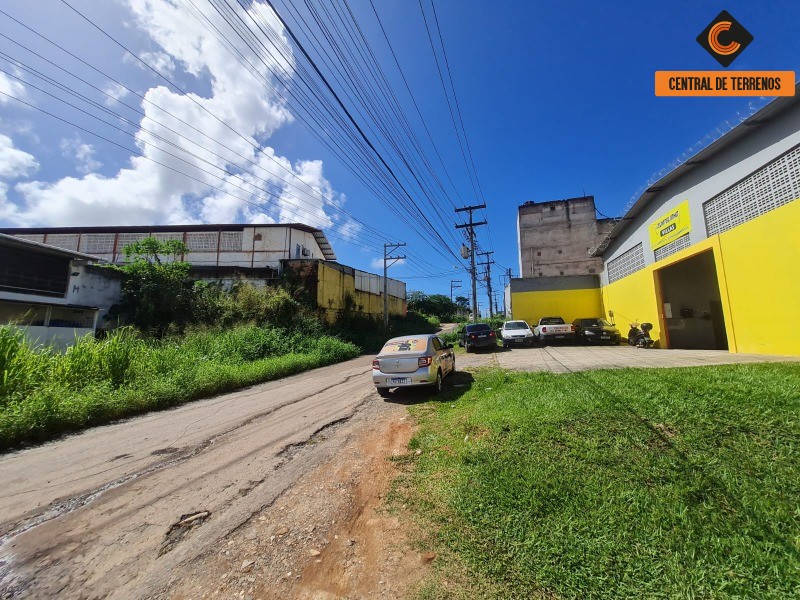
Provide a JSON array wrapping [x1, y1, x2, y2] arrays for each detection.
[[0, 356, 425, 599]]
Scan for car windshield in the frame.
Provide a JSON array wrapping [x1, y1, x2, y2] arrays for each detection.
[[580, 319, 611, 327], [539, 317, 565, 325], [504, 321, 529, 330], [380, 338, 426, 353], [465, 324, 491, 332]]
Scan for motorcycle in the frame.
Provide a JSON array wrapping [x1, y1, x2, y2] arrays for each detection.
[[627, 322, 655, 348]]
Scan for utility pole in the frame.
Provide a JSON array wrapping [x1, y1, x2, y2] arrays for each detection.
[[383, 242, 407, 327], [477, 250, 494, 318], [450, 279, 462, 302], [502, 267, 512, 317], [455, 204, 486, 322]]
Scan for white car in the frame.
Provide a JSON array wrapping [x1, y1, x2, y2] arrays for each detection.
[[372, 334, 456, 397], [501, 320, 535, 348]]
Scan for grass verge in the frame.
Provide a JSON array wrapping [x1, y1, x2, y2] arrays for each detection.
[[396, 363, 800, 599], [0, 325, 359, 451]]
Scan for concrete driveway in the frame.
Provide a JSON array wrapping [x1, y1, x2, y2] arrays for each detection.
[[457, 344, 798, 373]]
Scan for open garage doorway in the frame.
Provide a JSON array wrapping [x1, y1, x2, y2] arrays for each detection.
[[657, 250, 728, 350]]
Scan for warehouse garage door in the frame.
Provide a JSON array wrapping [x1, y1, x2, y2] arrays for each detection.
[[657, 250, 728, 350]]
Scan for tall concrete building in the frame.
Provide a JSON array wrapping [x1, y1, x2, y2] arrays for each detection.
[[517, 196, 616, 278]]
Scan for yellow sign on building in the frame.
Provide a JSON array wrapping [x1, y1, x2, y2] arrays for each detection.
[[648, 200, 691, 250]]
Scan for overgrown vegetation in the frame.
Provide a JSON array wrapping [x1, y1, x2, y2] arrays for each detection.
[[407, 291, 467, 323], [398, 363, 800, 598], [0, 237, 444, 448], [0, 324, 359, 450]]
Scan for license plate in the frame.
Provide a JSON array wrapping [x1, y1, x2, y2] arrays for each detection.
[[390, 377, 411, 385], [601, 335, 610, 339], [477, 334, 487, 338]]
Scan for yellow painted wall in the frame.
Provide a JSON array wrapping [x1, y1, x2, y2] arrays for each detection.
[[601, 199, 800, 355], [511, 287, 603, 327], [715, 199, 800, 355], [316, 262, 406, 323], [601, 262, 664, 346]]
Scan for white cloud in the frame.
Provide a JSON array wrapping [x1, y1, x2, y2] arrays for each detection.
[[0, 134, 39, 179], [370, 257, 406, 270], [60, 135, 103, 174], [0, 73, 26, 104], [101, 81, 131, 106], [3, 0, 344, 233]]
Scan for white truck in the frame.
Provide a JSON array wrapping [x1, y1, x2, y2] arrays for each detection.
[[533, 316, 574, 345]]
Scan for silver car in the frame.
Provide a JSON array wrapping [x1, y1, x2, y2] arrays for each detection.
[[372, 334, 456, 397]]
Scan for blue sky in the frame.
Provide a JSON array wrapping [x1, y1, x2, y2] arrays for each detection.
[[1, 1, 798, 307]]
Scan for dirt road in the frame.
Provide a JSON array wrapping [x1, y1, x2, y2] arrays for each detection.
[[0, 356, 424, 599]]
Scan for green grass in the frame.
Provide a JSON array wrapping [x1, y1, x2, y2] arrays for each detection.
[[397, 363, 800, 599], [0, 325, 359, 450]]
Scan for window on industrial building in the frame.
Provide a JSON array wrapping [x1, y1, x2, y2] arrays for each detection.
[[654, 233, 691, 262], [704, 143, 800, 236], [220, 231, 243, 252], [557, 249, 562, 254], [14, 234, 45, 244], [44, 234, 80, 251], [538, 271, 542, 276], [536, 251, 541, 256], [80, 233, 115, 254], [559, 271, 564, 275], [607, 242, 645, 283], [116, 233, 148, 253], [153, 232, 184, 243], [186, 232, 219, 252]]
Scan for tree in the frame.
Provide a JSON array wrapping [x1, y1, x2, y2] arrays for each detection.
[[112, 238, 194, 335], [454, 295, 470, 310], [407, 291, 460, 321]]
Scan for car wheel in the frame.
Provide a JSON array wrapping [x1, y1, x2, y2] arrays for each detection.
[[465, 342, 472, 353], [376, 387, 391, 398], [540, 338, 547, 347], [432, 370, 443, 394]]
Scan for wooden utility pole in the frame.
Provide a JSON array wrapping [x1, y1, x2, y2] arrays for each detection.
[[383, 242, 406, 327], [455, 205, 486, 322]]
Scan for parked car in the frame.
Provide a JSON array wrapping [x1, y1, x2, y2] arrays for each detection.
[[500, 320, 535, 348], [533, 316, 574, 345], [373, 334, 455, 397], [572, 317, 621, 345], [459, 323, 497, 352]]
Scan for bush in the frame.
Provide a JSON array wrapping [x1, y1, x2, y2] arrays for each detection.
[[0, 324, 359, 450]]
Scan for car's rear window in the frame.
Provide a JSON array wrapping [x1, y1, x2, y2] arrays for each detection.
[[465, 324, 491, 332], [540, 317, 565, 325], [580, 318, 611, 327], [504, 321, 528, 330], [381, 338, 426, 353]]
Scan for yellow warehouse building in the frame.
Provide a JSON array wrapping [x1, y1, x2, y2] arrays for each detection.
[[510, 84, 800, 356]]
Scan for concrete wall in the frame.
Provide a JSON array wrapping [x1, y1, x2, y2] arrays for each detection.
[[15, 325, 95, 351], [65, 264, 123, 326], [510, 275, 603, 327], [285, 260, 406, 323], [518, 196, 614, 278]]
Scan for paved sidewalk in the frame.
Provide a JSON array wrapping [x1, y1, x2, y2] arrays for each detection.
[[457, 344, 799, 374]]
